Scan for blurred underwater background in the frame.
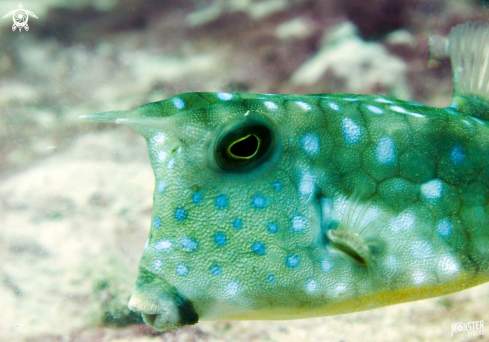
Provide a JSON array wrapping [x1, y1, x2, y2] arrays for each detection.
[[1, 0, 489, 341]]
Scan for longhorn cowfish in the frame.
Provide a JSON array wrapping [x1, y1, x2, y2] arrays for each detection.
[[81, 22, 489, 330]]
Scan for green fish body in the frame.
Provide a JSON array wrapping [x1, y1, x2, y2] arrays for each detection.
[[82, 22, 489, 330]]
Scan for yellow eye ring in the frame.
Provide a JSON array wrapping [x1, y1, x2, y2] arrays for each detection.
[[226, 134, 261, 159]]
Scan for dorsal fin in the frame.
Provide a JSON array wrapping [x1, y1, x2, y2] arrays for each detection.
[[445, 22, 489, 118]]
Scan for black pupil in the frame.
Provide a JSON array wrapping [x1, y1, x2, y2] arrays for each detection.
[[230, 135, 258, 158]]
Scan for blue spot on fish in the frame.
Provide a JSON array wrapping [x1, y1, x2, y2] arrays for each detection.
[[437, 219, 452, 238], [176, 263, 188, 276], [251, 242, 266, 255], [451, 145, 465, 165], [267, 274, 275, 282], [286, 254, 300, 268], [230, 219, 242, 230], [153, 217, 162, 228], [272, 181, 282, 192], [192, 192, 203, 205], [214, 232, 227, 246], [268, 222, 278, 233], [291, 215, 306, 232], [215, 194, 228, 209], [252, 194, 267, 209], [210, 265, 221, 276], [180, 237, 197, 252], [175, 207, 187, 221], [157, 180, 166, 194]]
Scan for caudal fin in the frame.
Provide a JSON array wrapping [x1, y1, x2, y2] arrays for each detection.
[[429, 22, 489, 118]]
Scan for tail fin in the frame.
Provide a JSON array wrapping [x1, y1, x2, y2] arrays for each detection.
[[430, 22, 489, 118]]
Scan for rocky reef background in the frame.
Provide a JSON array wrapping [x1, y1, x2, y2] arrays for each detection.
[[0, 0, 488, 341]]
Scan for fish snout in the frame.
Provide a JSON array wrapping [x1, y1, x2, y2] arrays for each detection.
[[128, 278, 199, 330], [128, 290, 181, 330]]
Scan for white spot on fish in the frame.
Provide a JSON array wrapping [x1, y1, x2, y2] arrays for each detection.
[[154, 239, 172, 251], [366, 105, 383, 114], [264, 101, 278, 110], [321, 258, 332, 273], [390, 212, 415, 233], [376, 136, 396, 164], [384, 255, 398, 273], [300, 133, 320, 156], [144, 239, 149, 250], [421, 179, 443, 199], [329, 102, 339, 111], [151, 133, 166, 145], [151, 259, 164, 273], [295, 101, 311, 111], [343, 98, 359, 102], [333, 283, 348, 296], [157, 151, 168, 163], [390, 105, 409, 113], [342, 118, 362, 144], [375, 98, 393, 104], [305, 279, 317, 293], [291, 215, 307, 232], [180, 237, 197, 252], [225, 280, 241, 297], [217, 92, 233, 100], [412, 270, 428, 285], [299, 171, 315, 197], [173, 98, 185, 109], [450, 145, 465, 165], [406, 112, 425, 118], [167, 158, 175, 169], [409, 240, 433, 259], [321, 198, 338, 228], [437, 255, 460, 276]]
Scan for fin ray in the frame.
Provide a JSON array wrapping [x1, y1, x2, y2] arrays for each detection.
[[446, 22, 489, 118]]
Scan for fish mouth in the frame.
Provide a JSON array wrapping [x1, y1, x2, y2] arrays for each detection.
[[128, 280, 199, 330], [128, 293, 181, 330]]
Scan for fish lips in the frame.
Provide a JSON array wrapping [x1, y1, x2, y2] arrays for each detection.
[[128, 274, 199, 330]]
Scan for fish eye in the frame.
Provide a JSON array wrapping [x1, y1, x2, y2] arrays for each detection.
[[228, 134, 260, 159], [216, 123, 273, 172]]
